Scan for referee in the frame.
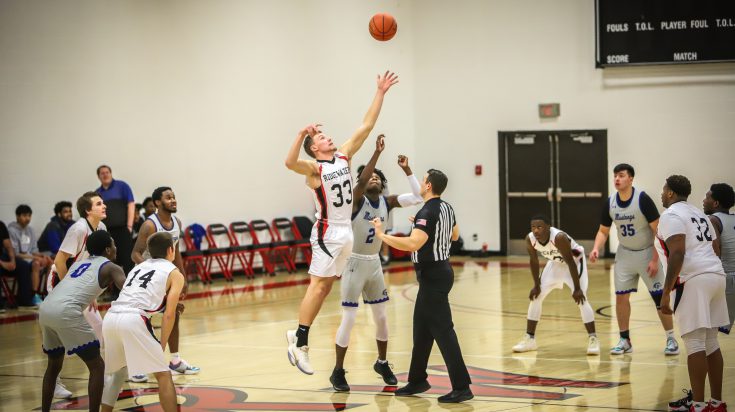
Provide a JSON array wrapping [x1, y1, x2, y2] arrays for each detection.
[[371, 169, 472, 404]]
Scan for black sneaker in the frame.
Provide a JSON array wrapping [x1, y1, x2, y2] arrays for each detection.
[[438, 388, 474, 403], [394, 380, 431, 396], [373, 360, 398, 385], [329, 368, 350, 392], [668, 389, 692, 411]]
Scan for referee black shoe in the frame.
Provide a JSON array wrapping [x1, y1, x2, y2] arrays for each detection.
[[394, 380, 431, 396], [438, 387, 474, 403], [329, 368, 350, 392], [373, 360, 398, 385]]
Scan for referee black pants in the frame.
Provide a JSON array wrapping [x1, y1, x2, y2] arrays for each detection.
[[408, 261, 471, 390]]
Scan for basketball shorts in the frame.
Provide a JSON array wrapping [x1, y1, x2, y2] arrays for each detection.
[[102, 311, 169, 377], [614, 246, 664, 295], [340, 253, 389, 307], [673, 272, 729, 336], [540, 255, 589, 294], [309, 221, 354, 277], [39, 306, 98, 356]]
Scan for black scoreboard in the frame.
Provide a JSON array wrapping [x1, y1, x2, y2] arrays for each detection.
[[595, 0, 735, 68]]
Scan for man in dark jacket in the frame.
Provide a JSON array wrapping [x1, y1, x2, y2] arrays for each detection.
[[38, 201, 75, 256]]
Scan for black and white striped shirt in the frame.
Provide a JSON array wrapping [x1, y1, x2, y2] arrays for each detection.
[[411, 198, 456, 264]]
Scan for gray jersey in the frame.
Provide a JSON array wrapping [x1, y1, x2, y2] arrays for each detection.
[[142, 213, 180, 259], [608, 188, 655, 251], [714, 212, 735, 273], [351, 196, 388, 255], [41, 256, 108, 318]]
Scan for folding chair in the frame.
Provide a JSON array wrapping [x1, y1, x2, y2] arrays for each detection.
[[205, 224, 234, 281], [1, 275, 16, 307], [182, 224, 210, 284], [227, 221, 255, 278], [272, 217, 312, 267], [250, 219, 295, 274]]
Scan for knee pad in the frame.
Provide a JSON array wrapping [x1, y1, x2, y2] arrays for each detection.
[[102, 367, 127, 407], [335, 307, 358, 348], [705, 327, 720, 356], [649, 290, 663, 309], [370, 303, 389, 342], [527, 298, 543, 321], [682, 328, 707, 355], [579, 300, 595, 324]]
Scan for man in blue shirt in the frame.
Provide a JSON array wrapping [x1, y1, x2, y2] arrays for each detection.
[[96, 165, 135, 273]]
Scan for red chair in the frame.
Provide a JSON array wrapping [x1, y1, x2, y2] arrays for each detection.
[[182, 225, 210, 284], [1, 276, 16, 307], [250, 219, 295, 274], [205, 224, 234, 282], [227, 221, 255, 278], [272, 217, 312, 267]]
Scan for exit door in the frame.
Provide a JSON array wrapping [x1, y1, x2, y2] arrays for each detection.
[[498, 130, 608, 255]]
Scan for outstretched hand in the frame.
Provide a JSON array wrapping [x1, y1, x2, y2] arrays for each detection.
[[377, 71, 399, 93], [397, 155, 409, 169], [300, 123, 322, 137], [376, 134, 385, 152]]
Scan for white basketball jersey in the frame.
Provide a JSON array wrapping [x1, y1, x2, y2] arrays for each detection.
[[110, 259, 176, 317], [58, 218, 107, 263], [313, 152, 354, 225], [142, 214, 181, 260], [528, 227, 584, 263], [657, 202, 725, 282]]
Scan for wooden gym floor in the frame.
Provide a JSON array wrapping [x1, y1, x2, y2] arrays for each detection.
[[0, 256, 732, 411]]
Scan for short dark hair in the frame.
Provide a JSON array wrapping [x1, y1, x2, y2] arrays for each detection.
[[303, 135, 315, 158], [96, 165, 111, 176], [357, 165, 387, 190], [142, 197, 154, 207], [613, 163, 635, 177], [148, 232, 173, 259], [426, 169, 448, 195], [77, 191, 100, 218], [710, 183, 735, 210], [666, 175, 691, 198], [86, 230, 113, 256], [530, 214, 551, 225], [54, 201, 72, 215], [152, 186, 172, 203], [15, 204, 32, 216]]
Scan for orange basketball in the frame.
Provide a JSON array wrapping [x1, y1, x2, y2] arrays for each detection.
[[369, 13, 397, 41]]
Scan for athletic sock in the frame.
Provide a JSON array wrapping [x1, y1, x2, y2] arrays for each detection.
[[588, 333, 597, 337], [620, 330, 630, 340], [296, 324, 310, 347], [170, 352, 180, 365], [377, 359, 388, 364], [526, 332, 535, 339], [665, 329, 675, 340], [710, 399, 722, 407]]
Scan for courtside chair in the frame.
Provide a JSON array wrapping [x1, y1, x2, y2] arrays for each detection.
[[205, 224, 234, 282], [249, 219, 294, 275], [182, 224, 210, 284], [227, 221, 255, 278]]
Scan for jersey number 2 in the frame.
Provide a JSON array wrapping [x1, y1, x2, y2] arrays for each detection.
[[331, 180, 353, 207], [127, 269, 155, 289], [366, 228, 375, 244]]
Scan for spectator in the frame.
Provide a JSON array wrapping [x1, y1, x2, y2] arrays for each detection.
[[38, 201, 75, 256], [0, 221, 33, 309], [132, 197, 154, 237], [6, 207, 50, 306], [95, 165, 135, 273]]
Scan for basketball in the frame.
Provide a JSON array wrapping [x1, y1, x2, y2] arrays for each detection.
[[369, 13, 397, 41]]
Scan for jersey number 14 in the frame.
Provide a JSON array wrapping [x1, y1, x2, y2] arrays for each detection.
[[127, 269, 155, 289]]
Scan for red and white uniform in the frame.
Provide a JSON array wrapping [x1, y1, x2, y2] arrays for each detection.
[[48, 219, 107, 290], [103, 259, 176, 377], [310, 152, 355, 277], [529, 227, 588, 293], [656, 201, 728, 335]]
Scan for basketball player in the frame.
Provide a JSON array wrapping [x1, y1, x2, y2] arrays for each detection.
[[129, 186, 198, 382], [283, 71, 398, 375], [589, 163, 678, 356], [39, 231, 126, 412], [101, 232, 185, 412], [47, 191, 108, 399], [329, 134, 422, 392], [657, 175, 728, 412], [513, 215, 600, 355], [703, 183, 735, 334]]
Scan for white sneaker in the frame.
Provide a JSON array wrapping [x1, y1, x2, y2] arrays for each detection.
[[610, 338, 633, 355], [512, 334, 537, 353], [53, 379, 72, 399], [286, 329, 314, 375], [169, 358, 201, 375], [664, 337, 680, 355], [587, 336, 600, 355]]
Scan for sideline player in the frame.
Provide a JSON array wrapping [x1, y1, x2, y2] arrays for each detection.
[[47, 191, 108, 399], [329, 134, 422, 391], [513, 216, 600, 355], [703, 183, 735, 334], [39, 231, 126, 412], [589, 163, 678, 355], [657, 175, 727, 412], [283, 71, 398, 375], [129, 186, 199, 382], [101, 232, 185, 412]]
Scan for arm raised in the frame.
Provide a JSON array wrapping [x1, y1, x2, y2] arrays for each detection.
[[340, 72, 398, 157]]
